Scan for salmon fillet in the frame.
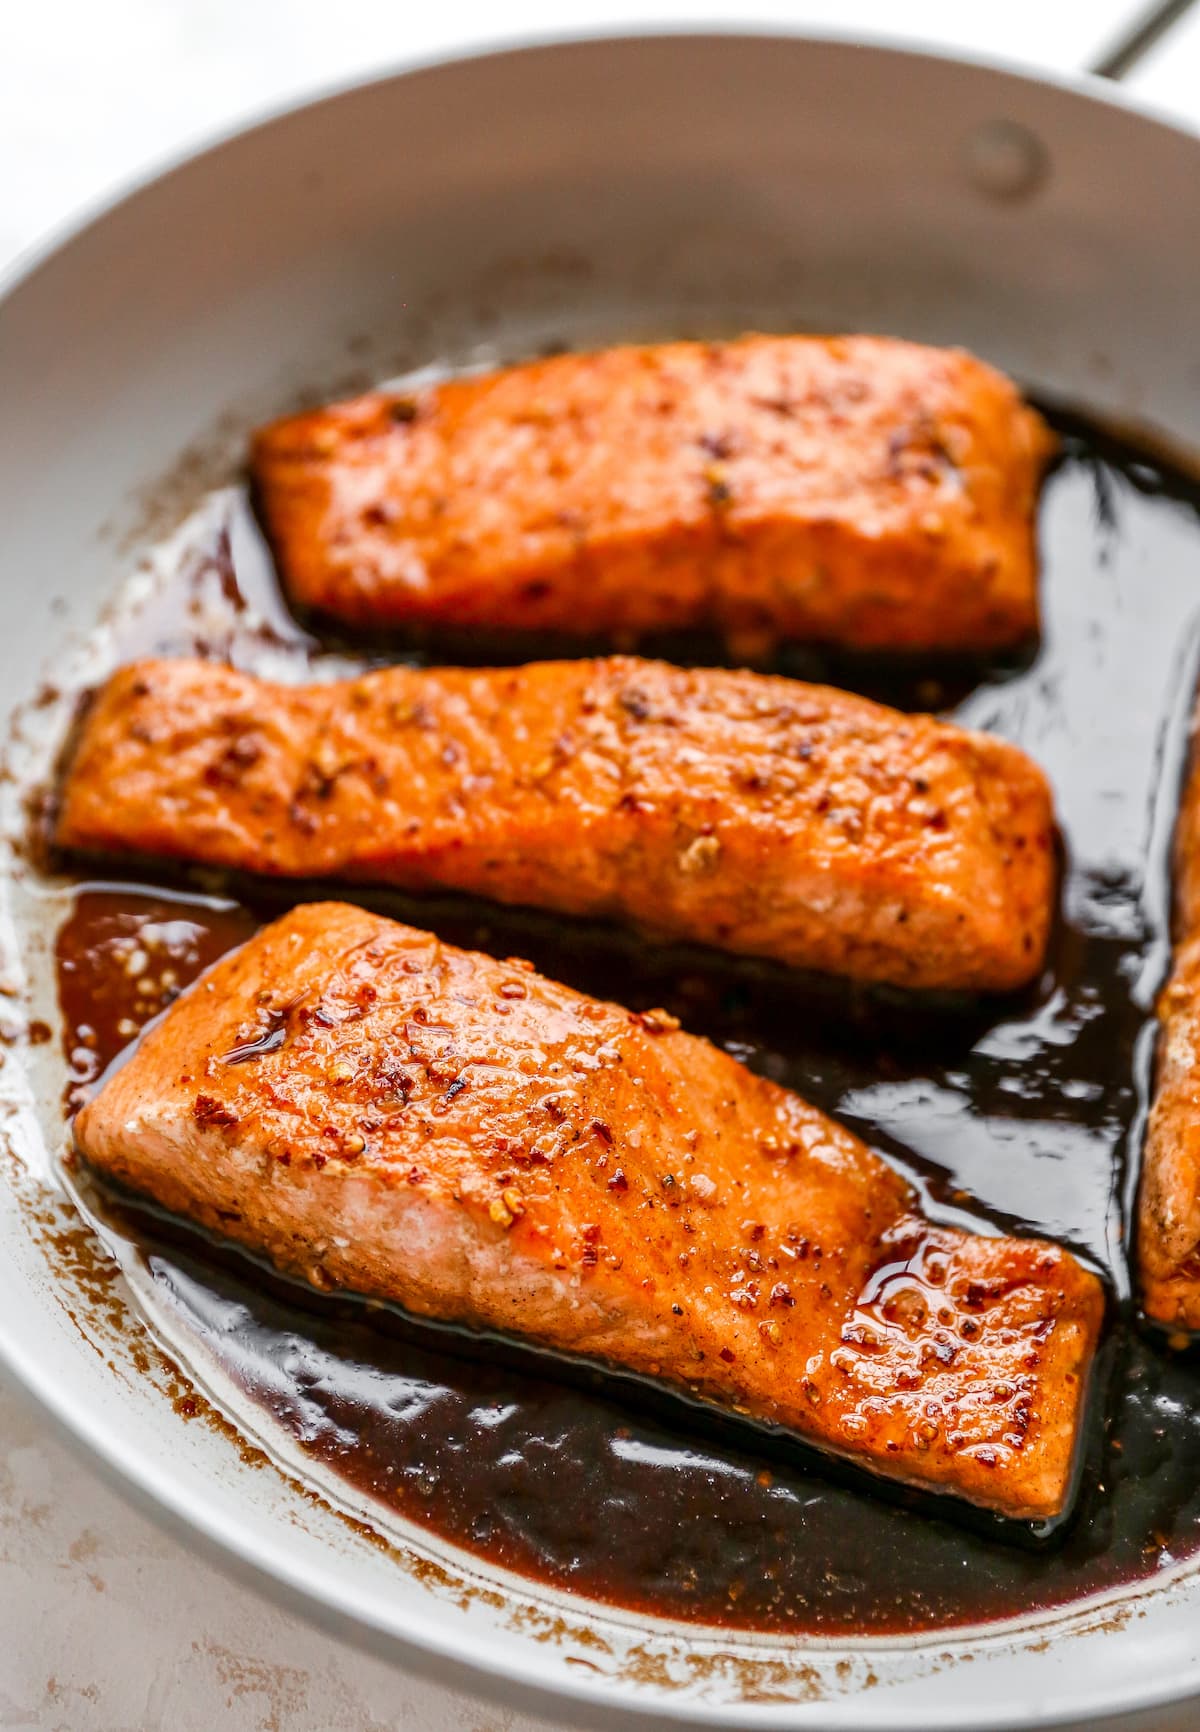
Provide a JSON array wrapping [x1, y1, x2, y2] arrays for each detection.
[[57, 656, 1057, 992], [1140, 731, 1200, 1330], [74, 901, 1103, 1519], [251, 335, 1055, 654]]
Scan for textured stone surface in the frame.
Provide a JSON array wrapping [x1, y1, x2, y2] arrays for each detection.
[[0, 1378, 555, 1732]]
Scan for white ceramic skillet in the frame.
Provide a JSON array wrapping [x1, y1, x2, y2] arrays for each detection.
[[2, 27, 1200, 1732]]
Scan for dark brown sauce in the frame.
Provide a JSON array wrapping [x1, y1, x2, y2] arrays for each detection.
[[51, 407, 1200, 1635]]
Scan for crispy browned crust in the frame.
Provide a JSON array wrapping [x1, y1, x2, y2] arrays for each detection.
[[251, 335, 1055, 654], [57, 656, 1057, 992], [1140, 723, 1200, 1330], [1140, 942, 1200, 1329], [75, 901, 1103, 1519]]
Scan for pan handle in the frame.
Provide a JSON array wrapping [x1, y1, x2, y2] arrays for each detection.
[[1090, 0, 1198, 78]]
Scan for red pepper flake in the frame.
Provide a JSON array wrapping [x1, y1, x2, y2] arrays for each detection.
[[192, 1093, 237, 1128], [606, 1168, 629, 1192]]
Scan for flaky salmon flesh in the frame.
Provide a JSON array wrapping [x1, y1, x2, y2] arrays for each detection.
[[74, 902, 1104, 1521], [251, 335, 1055, 655], [57, 656, 1056, 993]]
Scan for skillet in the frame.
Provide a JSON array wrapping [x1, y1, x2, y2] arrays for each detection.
[[2, 26, 1200, 1731]]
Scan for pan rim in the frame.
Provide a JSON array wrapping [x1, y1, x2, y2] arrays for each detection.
[[4, 24, 1200, 1730]]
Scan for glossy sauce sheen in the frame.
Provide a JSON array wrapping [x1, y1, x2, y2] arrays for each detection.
[[54, 410, 1200, 1634]]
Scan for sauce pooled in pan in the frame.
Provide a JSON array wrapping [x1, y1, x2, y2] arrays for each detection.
[[51, 408, 1200, 1635]]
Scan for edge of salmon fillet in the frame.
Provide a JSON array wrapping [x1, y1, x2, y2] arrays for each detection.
[[1140, 716, 1200, 1329], [55, 655, 1059, 994], [250, 334, 1056, 654], [74, 901, 1104, 1522], [1140, 938, 1200, 1330]]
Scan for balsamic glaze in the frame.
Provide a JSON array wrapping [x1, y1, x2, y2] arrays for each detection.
[[52, 409, 1200, 1634]]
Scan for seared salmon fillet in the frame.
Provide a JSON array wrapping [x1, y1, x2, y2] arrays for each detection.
[[1139, 940, 1200, 1330], [1140, 734, 1200, 1330], [74, 902, 1102, 1519], [57, 656, 1057, 992], [251, 335, 1055, 654]]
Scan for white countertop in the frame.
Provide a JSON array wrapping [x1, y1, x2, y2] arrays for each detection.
[[2, 5, 1196, 1727]]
